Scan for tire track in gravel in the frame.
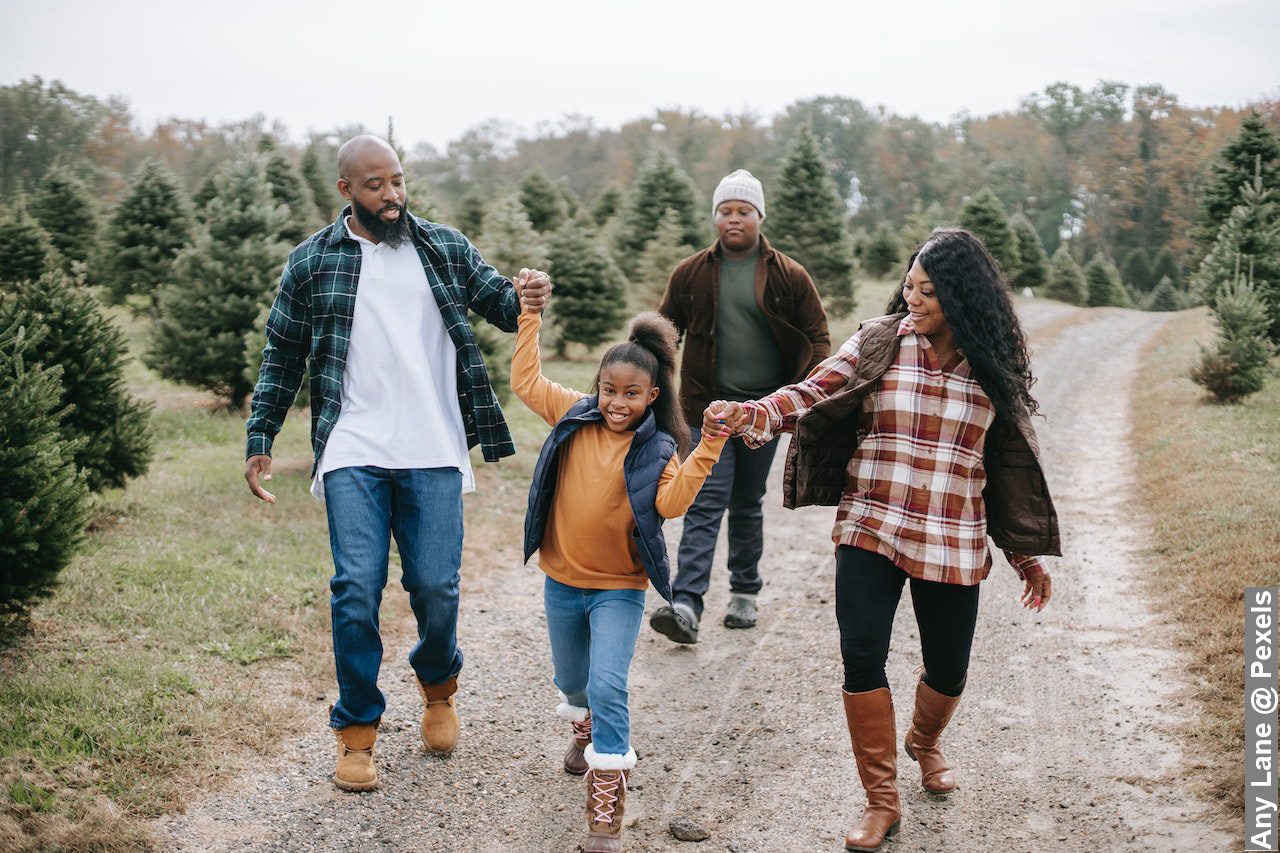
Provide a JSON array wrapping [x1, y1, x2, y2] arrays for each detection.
[[153, 303, 1232, 852]]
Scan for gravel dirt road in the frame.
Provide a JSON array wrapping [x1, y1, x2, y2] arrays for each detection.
[[154, 303, 1233, 852]]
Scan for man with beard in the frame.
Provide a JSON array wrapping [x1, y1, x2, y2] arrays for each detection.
[[649, 170, 830, 644], [244, 135, 551, 792]]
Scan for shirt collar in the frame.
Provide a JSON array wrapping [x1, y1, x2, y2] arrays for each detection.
[[896, 314, 916, 337]]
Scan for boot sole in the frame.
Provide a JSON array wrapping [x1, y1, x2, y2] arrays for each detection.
[[904, 740, 955, 795], [650, 610, 697, 644], [333, 774, 379, 792], [844, 819, 900, 851]]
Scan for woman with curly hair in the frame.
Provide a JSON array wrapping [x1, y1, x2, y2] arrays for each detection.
[[712, 227, 1059, 851]]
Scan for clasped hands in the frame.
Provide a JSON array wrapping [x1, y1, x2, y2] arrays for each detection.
[[516, 268, 553, 313], [701, 400, 748, 438]]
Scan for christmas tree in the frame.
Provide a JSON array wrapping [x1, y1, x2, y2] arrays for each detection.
[[519, 169, 568, 233], [0, 204, 56, 287], [1010, 213, 1049, 289], [615, 150, 703, 276], [149, 157, 289, 406], [861, 225, 901, 278], [1084, 255, 1132, 308], [0, 310, 89, 615], [591, 185, 624, 226], [770, 126, 857, 317], [1152, 246, 1181, 290], [1193, 112, 1280, 254], [959, 188, 1021, 282], [260, 136, 323, 245], [29, 171, 97, 272], [98, 160, 193, 309], [1191, 261, 1276, 403], [476, 192, 549, 277], [8, 270, 153, 491], [1119, 248, 1157, 294], [454, 189, 488, 238], [547, 218, 627, 352], [1044, 245, 1088, 305], [636, 207, 696, 309], [1145, 276, 1183, 312], [300, 144, 336, 221]]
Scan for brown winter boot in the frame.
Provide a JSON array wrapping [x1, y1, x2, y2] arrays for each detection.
[[904, 679, 961, 794], [416, 675, 458, 754], [584, 767, 629, 853], [842, 688, 900, 852], [332, 721, 379, 792], [564, 712, 592, 776]]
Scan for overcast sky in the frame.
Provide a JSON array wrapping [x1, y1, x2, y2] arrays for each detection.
[[3, 0, 1277, 151]]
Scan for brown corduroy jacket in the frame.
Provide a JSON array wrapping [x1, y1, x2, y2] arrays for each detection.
[[657, 235, 831, 426]]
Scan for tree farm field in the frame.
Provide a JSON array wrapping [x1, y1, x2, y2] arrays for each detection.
[[0, 283, 1272, 850]]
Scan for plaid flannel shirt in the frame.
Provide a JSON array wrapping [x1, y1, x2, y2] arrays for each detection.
[[246, 207, 520, 471], [741, 316, 1047, 585]]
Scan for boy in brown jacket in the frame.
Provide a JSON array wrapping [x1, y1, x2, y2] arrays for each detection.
[[651, 169, 831, 643]]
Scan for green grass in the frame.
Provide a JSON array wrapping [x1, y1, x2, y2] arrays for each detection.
[[1129, 307, 1280, 818]]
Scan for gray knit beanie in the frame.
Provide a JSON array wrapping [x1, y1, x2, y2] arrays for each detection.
[[711, 169, 765, 219]]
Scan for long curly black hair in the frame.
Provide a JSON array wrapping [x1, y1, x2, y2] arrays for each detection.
[[887, 227, 1040, 420], [593, 311, 691, 457]]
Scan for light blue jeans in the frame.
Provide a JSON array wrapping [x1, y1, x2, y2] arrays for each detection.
[[543, 576, 645, 757], [323, 466, 464, 729]]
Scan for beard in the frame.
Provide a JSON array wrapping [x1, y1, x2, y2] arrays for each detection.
[[352, 197, 410, 248]]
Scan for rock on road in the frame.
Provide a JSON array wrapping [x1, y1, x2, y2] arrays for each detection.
[[154, 303, 1232, 852]]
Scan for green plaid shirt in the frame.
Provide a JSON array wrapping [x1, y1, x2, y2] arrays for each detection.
[[245, 207, 520, 471]]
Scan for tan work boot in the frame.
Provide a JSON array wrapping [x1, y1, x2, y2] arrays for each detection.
[[585, 769, 629, 852], [842, 688, 900, 852], [332, 721, 379, 792], [416, 675, 459, 753], [904, 679, 961, 794]]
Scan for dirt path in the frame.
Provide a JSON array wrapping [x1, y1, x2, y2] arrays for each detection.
[[154, 303, 1232, 852]]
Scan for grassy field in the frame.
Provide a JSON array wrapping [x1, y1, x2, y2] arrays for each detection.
[[1129, 307, 1280, 816], [0, 279, 886, 851]]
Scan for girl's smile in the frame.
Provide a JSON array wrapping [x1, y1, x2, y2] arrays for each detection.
[[598, 363, 659, 434]]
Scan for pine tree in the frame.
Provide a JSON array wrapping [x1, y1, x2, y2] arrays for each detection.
[[192, 171, 220, 221], [149, 157, 289, 405], [260, 137, 322, 245], [1010, 213, 1049, 289], [770, 126, 858, 317], [1152, 246, 1181, 290], [406, 175, 446, 223], [1044, 245, 1088, 305], [0, 311, 89, 615], [1191, 262, 1276, 402], [29, 171, 97, 272], [1119, 248, 1156, 294], [636, 208, 696, 309], [547, 219, 627, 351], [1193, 112, 1280, 253], [615, 150, 703, 276], [1146, 276, 1182, 312], [0, 205, 56, 287], [98, 160, 193, 308], [555, 178, 582, 219], [1191, 164, 1280, 340], [8, 270, 153, 491], [897, 201, 948, 265], [1084, 255, 1132, 307], [861, 225, 901, 278], [519, 169, 569, 233], [591, 185, 624, 226], [476, 192, 549, 277], [300, 144, 335, 221], [455, 190, 488, 237], [959, 188, 1021, 281]]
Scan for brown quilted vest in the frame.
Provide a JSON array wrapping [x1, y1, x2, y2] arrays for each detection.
[[781, 313, 1061, 557]]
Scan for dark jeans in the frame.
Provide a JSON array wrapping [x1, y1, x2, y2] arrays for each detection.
[[323, 466, 465, 728], [835, 545, 980, 697], [672, 427, 779, 618]]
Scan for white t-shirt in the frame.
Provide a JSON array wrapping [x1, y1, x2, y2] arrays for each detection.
[[311, 219, 476, 500]]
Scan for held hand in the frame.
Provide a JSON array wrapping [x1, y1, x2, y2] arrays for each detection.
[[245, 454, 276, 504], [1020, 572, 1052, 611], [519, 267, 552, 314], [701, 404, 733, 438], [708, 400, 747, 435]]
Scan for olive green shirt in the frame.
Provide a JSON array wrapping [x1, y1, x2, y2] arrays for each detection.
[[714, 250, 791, 401]]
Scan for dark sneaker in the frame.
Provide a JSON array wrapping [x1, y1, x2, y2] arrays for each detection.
[[724, 593, 758, 629], [650, 603, 699, 644]]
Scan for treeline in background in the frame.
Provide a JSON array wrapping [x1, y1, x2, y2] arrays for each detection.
[[1, 75, 1279, 618]]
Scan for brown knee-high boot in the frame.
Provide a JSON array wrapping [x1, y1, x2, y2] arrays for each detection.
[[904, 679, 961, 794], [842, 687, 900, 852]]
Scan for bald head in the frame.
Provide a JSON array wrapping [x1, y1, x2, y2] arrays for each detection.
[[337, 135, 400, 182]]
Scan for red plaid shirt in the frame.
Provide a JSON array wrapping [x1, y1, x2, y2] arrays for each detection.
[[741, 316, 1047, 586]]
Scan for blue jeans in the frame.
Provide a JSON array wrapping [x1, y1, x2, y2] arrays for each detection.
[[543, 576, 645, 757], [672, 427, 780, 617], [323, 466, 464, 728]]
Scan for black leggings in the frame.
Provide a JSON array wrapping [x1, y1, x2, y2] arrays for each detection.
[[836, 545, 980, 698]]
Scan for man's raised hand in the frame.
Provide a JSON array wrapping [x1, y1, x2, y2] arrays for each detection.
[[518, 267, 553, 314]]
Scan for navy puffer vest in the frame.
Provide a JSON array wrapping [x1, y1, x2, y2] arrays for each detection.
[[523, 395, 678, 601]]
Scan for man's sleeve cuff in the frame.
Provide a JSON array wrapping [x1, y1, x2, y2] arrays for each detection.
[[246, 433, 274, 459]]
